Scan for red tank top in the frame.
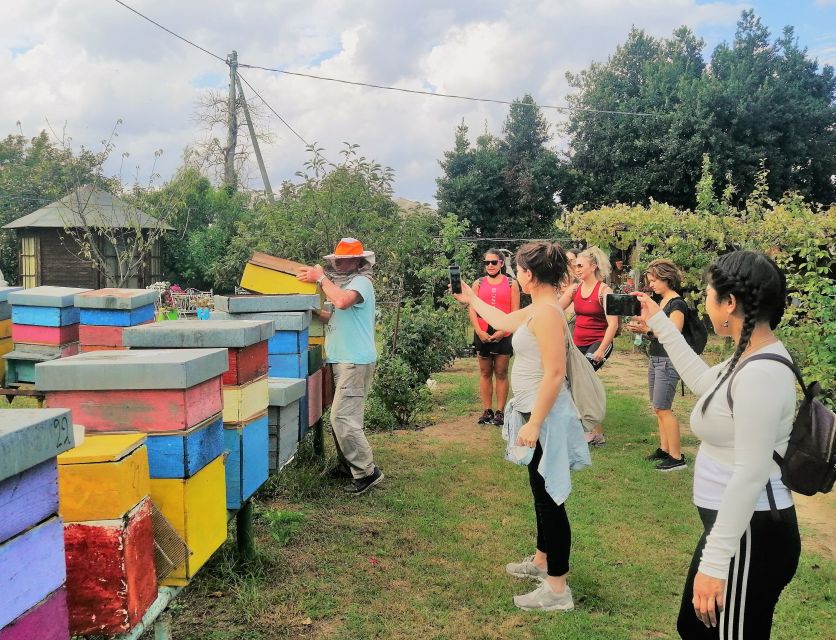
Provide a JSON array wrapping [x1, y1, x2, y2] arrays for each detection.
[[476, 275, 512, 332], [573, 281, 608, 346]]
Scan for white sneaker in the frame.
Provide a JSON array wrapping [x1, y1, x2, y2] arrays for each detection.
[[513, 581, 574, 612], [505, 555, 548, 581]]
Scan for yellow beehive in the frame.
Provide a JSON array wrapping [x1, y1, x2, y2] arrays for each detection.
[[0, 319, 11, 340], [150, 454, 227, 586], [239, 252, 321, 296], [58, 433, 149, 522], [223, 375, 269, 423]]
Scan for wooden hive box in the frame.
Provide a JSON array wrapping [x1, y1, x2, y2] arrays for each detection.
[[222, 375, 269, 423], [307, 368, 323, 427], [150, 454, 227, 586], [307, 344, 323, 375], [309, 315, 325, 338], [0, 408, 77, 482], [268, 400, 300, 474], [0, 517, 66, 630], [223, 341, 268, 386], [224, 411, 269, 509], [75, 288, 160, 329], [57, 433, 149, 522], [299, 387, 309, 441], [11, 323, 79, 346], [214, 294, 320, 313], [267, 352, 307, 379], [144, 413, 224, 479], [268, 328, 309, 355], [0, 587, 69, 640], [11, 305, 79, 327], [78, 305, 156, 327], [322, 364, 334, 411], [64, 497, 157, 636], [0, 319, 11, 339], [38, 349, 228, 433], [78, 324, 132, 347], [0, 459, 59, 546], [240, 252, 321, 296]]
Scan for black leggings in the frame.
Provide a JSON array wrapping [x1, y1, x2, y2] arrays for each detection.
[[677, 506, 800, 639], [528, 441, 571, 577]]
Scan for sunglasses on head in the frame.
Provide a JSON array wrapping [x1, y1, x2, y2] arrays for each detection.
[[483, 260, 501, 266]]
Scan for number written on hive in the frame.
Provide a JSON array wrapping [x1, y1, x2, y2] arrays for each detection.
[[54, 416, 71, 448]]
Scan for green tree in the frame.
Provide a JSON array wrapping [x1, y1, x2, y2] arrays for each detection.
[[436, 96, 562, 238]]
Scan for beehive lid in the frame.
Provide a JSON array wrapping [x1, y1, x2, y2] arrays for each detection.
[[123, 319, 274, 348], [74, 288, 160, 310], [58, 433, 146, 465], [8, 286, 92, 308]]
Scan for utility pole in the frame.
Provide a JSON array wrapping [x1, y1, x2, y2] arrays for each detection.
[[224, 51, 238, 189], [235, 74, 274, 203]]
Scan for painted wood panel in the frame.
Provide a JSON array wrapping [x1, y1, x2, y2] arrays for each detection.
[[309, 317, 325, 337], [64, 498, 157, 636], [57, 435, 149, 522], [0, 587, 69, 640], [240, 262, 319, 296], [222, 376, 269, 423], [11, 323, 79, 346], [307, 344, 323, 375], [45, 377, 223, 432], [307, 369, 323, 427], [322, 364, 334, 411], [224, 341, 268, 386], [223, 412, 269, 509], [78, 304, 155, 327], [267, 329, 309, 355], [267, 353, 306, 379], [4, 358, 36, 385], [145, 414, 224, 479], [150, 455, 227, 586], [299, 389, 309, 441], [0, 319, 11, 339], [11, 305, 79, 327], [78, 324, 128, 347], [0, 459, 59, 545], [0, 516, 66, 630], [0, 409, 75, 483]]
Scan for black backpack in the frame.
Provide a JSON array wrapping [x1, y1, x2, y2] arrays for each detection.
[[682, 304, 708, 355], [728, 354, 836, 502]]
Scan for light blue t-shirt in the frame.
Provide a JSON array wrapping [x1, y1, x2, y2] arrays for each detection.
[[325, 275, 377, 364]]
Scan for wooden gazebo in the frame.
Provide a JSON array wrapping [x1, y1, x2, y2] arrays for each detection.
[[3, 185, 170, 289]]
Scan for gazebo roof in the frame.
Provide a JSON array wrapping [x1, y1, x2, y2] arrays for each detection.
[[2, 185, 172, 231]]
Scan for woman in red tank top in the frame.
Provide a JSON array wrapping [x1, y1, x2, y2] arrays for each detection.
[[469, 249, 521, 426], [559, 246, 618, 445]]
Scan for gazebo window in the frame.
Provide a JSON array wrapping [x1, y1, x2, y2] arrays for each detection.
[[19, 235, 40, 288]]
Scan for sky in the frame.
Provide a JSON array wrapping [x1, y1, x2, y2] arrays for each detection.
[[2, 0, 835, 204]]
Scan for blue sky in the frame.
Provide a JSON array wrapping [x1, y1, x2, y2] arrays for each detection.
[[1, 1, 834, 203]]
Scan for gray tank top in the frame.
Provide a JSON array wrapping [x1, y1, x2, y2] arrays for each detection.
[[510, 320, 544, 413]]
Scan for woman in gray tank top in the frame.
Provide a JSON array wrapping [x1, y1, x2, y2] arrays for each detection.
[[453, 242, 591, 612]]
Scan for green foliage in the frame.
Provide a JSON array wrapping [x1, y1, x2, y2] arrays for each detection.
[[564, 162, 836, 405], [369, 302, 464, 429], [436, 96, 562, 239], [562, 12, 836, 210], [0, 130, 111, 282], [260, 509, 306, 547]]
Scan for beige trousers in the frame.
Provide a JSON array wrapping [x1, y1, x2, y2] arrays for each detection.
[[330, 363, 376, 479]]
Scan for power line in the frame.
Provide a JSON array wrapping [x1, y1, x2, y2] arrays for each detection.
[[111, 0, 658, 118], [111, 0, 226, 63], [239, 63, 658, 117], [236, 72, 311, 147]]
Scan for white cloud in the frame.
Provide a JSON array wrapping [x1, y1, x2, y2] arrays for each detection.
[[1, 0, 758, 202]]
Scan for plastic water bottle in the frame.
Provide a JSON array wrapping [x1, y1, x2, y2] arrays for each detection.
[[634, 333, 643, 347]]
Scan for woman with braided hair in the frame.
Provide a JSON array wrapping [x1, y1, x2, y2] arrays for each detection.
[[633, 251, 800, 639]]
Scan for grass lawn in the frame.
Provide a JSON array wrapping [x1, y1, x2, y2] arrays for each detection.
[[162, 346, 834, 640]]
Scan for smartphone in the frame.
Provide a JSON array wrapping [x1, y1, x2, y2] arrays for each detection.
[[448, 265, 462, 294], [604, 293, 641, 316]]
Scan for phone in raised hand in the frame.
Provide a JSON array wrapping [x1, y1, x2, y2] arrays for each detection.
[[604, 293, 641, 316], [448, 265, 462, 294]]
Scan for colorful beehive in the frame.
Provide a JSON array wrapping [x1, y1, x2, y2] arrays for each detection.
[[213, 293, 321, 313], [37, 349, 228, 432], [57, 433, 157, 636], [223, 375, 269, 423], [144, 413, 225, 479], [4, 286, 89, 384], [122, 319, 273, 387], [322, 363, 334, 411], [239, 252, 323, 297], [267, 378, 306, 474], [224, 411, 269, 509], [150, 455, 227, 586], [0, 408, 76, 638], [0, 287, 22, 385], [75, 288, 158, 351], [64, 498, 156, 636]]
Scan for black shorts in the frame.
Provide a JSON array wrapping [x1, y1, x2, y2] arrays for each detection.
[[473, 333, 513, 358], [576, 342, 613, 371]]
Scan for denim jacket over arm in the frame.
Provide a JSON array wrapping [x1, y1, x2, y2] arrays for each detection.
[[502, 387, 592, 505]]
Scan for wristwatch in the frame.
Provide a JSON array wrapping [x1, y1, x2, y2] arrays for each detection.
[[316, 274, 327, 285]]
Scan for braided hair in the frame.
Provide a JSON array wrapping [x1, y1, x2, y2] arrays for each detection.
[[700, 251, 787, 415]]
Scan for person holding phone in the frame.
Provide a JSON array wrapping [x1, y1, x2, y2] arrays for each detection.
[[626, 259, 689, 471], [559, 246, 618, 445], [469, 249, 521, 426], [452, 242, 590, 612], [633, 251, 800, 638]]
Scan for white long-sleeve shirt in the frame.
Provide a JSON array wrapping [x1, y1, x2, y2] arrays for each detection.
[[647, 312, 796, 579]]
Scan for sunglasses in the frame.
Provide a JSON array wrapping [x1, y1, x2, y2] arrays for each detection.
[[483, 260, 501, 266]]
